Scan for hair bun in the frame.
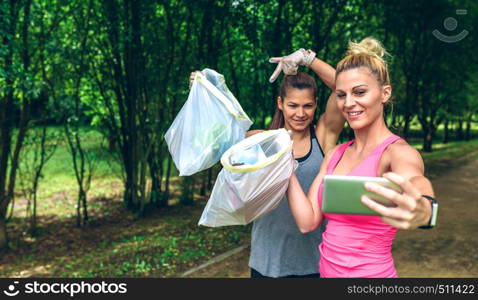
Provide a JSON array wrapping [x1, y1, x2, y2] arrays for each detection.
[[347, 37, 388, 59]]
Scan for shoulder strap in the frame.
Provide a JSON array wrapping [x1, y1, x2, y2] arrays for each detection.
[[310, 125, 324, 157], [326, 140, 354, 174], [373, 135, 402, 157], [370, 134, 402, 174]]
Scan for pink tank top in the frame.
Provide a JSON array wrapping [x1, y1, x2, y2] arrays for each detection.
[[317, 135, 402, 278]]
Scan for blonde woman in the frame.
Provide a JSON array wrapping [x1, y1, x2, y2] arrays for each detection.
[[287, 37, 436, 278]]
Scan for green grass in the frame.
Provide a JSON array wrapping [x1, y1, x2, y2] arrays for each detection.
[[416, 139, 478, 163], [1, 201, 251, 277], [2, 126, 250, 278], [413, 139, 478, 179], [1, 126, 477, 278], [406, 138, 478, 175], [13, 126, 123, 219]]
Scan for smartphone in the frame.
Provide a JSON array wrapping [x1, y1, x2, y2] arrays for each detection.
[[322, 174, 402, 216]]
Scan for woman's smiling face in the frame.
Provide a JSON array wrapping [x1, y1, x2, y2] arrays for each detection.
[[278, 88, 317, 131], [335, 67, 391, 130]]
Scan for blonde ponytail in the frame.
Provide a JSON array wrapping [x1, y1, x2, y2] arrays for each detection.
[[347, 37, 388, 59], [336, 37, 391, 86]]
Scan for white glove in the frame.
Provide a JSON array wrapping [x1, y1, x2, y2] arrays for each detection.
[[268, 49, 316, 83]]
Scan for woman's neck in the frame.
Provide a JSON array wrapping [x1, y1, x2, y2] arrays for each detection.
[[284, 124, 310, 142], [352, 118, 392, 154]]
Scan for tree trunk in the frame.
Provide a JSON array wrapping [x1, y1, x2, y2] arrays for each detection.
[[150, 167, 160, 205], [422, 134, 432, 152], [123, 174, 135, 209], [162, 156, 172, 206], [76, 189, 81, 227], [442, 119, 449, 144], [207, 167, 213, 191], [81, 189, 88, 226], [200, 170, 207, 196], [180, 176, 194, 206], [108, 135, 116, 152], [465, 113, 472, 141], [403, 115, 411, 140], [30, 191, 38, 236], [0, 217, 7, 252], [422, 122, 435, 152], [0, 0, 18, 252], [456, 120, 464, 140], [7, 0, 32, 208]]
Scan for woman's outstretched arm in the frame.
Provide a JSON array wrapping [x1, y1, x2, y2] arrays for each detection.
[[362, 142, 434, 230], [288, 146, 336, 233]]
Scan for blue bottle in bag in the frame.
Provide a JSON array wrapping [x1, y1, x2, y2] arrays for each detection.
[[229, 144, 266, 166]]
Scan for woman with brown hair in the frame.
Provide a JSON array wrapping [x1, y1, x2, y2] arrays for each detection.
[[247, 69, 344, 278], [190, 50, 345, 277]]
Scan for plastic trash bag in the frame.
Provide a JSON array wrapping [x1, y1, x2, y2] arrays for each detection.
[[229, 144, 266, 166], [165, 69, 252, 176], [198, 128, 297, 227]]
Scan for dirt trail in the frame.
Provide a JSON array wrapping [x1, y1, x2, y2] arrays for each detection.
[[185, 157, 478, 278]]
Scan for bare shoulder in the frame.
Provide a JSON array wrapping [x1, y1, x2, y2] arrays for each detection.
[[385, 139, 425, 173], [388, 139, 422, 159]]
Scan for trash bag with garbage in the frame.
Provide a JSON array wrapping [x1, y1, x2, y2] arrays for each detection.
[[199, 128, 297, 227], [165, 69, 252, 176]]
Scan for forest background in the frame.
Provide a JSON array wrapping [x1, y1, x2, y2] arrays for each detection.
[[0, 0, 477, 277]]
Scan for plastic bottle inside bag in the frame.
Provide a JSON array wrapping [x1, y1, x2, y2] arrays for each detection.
[[229, 144, 266, 166]]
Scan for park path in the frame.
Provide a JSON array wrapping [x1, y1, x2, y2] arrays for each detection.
[[184, 156, 478, 278]]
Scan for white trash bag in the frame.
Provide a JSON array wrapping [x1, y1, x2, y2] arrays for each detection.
[[165, 68, 253, 176], [198, 128, 297, 227]]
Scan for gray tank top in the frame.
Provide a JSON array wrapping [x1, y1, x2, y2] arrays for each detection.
[[248, 125, 326, 277]]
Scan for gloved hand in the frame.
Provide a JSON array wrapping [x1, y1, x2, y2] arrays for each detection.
[[268, 49, 316, 83], [189, 70, 203, 89]]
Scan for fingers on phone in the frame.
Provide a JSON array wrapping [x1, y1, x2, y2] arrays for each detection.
[[381, 217, 413, 230], [362, 195, 414, 224], [364, 182, 401, 206]]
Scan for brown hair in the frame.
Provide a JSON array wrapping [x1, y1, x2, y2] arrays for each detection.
[[269, 72, 317, 130]]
